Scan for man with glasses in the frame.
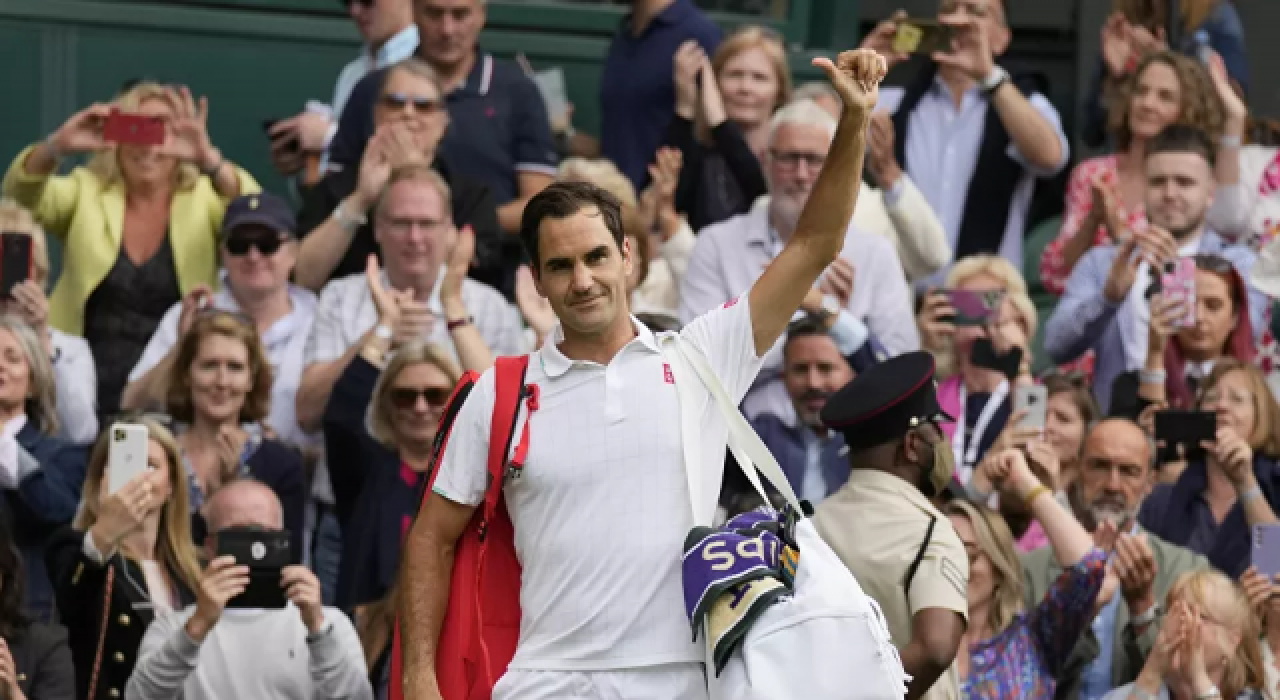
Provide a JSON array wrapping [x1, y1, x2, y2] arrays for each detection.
[[1020, 418, 1207, 700], [268, 0, 418, 178], [122, 192, 318, 449], [681, 98, 918, 422], [860, 0, 1070, 288]]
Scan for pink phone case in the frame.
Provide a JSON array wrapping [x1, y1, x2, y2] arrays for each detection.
[[1160, 258, 1196, 328]]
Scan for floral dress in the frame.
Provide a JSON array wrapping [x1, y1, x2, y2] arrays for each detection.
[[961, 547, 1108, 700]]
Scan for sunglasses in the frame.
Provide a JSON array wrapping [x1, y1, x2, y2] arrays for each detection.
[[390, 387, 451, 410], [380, 93, 443, 113], [224, 234, 285, 257]]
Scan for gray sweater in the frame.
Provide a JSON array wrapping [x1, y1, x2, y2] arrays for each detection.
[[125, 603, 372, 700]]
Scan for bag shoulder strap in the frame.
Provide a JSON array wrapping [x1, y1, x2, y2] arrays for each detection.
[[85, 564, 115, 700], [904, 515, 937, 596], [484, 356, 532, 520]]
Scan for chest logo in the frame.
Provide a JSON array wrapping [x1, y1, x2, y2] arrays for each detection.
[[663, 363, 675, 384]]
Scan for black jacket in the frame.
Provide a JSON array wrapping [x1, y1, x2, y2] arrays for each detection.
[[44, 527, 194, 700], [8, 621, 75, 700]]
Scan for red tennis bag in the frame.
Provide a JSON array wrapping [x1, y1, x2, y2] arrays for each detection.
[[390, 355, 536, 700]]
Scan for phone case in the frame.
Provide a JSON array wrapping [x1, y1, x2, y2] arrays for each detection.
[[1254, 524, 1280, 579], [0, 233, 32, 298], [218, 528, 292, 609], [949, 289, 1003, 326], [892, 21, 952, 55], [1153, 410, 1216, 460], [1160, 257, 1197, 328], [1015, 386, 1049, 431], [103, 111, 165, 146], [107, 423, 150, 495]]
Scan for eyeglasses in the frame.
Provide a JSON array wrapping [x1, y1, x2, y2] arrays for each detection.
[[769, 150, 827, 171], [390, 387, 451, 410], [380, 93, 443, 114], [224, 234, 285, 257]]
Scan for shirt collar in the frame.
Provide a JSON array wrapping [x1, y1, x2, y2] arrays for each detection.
[[843, 468, 943, 517], [373, 25, 420, 68], [215, 271, 315, 349], [744, 196, 774, 247], [456, 51, 494, 97], [622, 0, 692, 34], [2, 415, 27, 441], [537, 316, 662, 378]]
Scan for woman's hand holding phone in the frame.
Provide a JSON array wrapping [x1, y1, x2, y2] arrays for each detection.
[[90, 475, 154, 551], [916, 289, 956, 353]]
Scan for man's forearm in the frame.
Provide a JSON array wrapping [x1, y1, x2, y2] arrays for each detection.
[[898, 640, 948, 700], [400, 519, 457, 695], [297, 209, 361, 291], [125, 619, 202, 700], [120, 352, 177, 412], [297, 337, 367, 433], [791, 108, 871, 260], [990, 84, 1064, 171]]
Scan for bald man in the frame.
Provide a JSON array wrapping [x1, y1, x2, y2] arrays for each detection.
[[127, 480, 372, 700], [1019, 419, 1207, 700]]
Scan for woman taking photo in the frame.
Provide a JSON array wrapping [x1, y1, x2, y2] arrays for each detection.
[[947, 448, 1108, 699], [664, 26, 790, 232], [1140, 359, 1280, 577], [0, 316, 87, 621], [2, 82, 257, 414], [166, 311, 305, 554], [0, 512, 74, 700], [1106, 569, 1268, 700], [1041, 50, 1222, 294], [44, 417, 201, 700]]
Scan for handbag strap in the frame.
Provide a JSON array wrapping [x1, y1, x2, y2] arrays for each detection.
[[86, 564, 115, 700], [668, 335, 804, 517]]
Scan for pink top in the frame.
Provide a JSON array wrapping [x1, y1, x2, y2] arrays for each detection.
[[1016, 520, 1050, 553]]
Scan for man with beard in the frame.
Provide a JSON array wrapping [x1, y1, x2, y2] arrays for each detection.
[[1020, 418, 1207, 700], [1045, 124, 1269, 412], [681, 98, 918, 422], [814, 351, 969, 700]]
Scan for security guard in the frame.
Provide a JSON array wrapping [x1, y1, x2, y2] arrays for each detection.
[[813, 352, 969, 700]]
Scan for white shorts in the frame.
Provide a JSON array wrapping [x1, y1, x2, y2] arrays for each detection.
[[493, 663, 709, 700]]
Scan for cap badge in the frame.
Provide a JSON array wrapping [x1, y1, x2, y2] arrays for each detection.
[[249, 197, 260, 210]]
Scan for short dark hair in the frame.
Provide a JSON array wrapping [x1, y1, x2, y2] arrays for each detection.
[[1147, 124, 1217, 168], [519, 181, 625, 268], [783, 315, 834, 355]]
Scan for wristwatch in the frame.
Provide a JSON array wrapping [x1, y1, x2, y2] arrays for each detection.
[[374, 324, 393, 341], [980, 66, 1010, 96], [820, 295, 841, 318]]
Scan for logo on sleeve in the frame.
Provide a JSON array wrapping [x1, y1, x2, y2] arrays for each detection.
[[721, 297, 739, 309], [663, 363, 675, 384]]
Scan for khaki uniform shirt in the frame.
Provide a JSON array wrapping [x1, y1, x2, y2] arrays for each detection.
[[814, 469, 969, 700]]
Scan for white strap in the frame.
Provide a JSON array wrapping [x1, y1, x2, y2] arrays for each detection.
[[669, 335, 805, 517]]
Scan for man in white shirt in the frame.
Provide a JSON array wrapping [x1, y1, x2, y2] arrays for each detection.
[[268, 0, 419, 176], [125, 480, 370, 700], [121, 193, 317, 449], [681, 98, 919, 422], [400, 48, 887, 700]]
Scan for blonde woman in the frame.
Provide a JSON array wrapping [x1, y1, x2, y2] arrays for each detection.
[[1106, 569, 1269, 700], [666, 25, 791, 231], [0, 315, 86, 621], [44, 417, 202, 700], [948, 448, 1108, 699], [0, 199, 97, 444], [916, 255, 1039, 480], [2, 82, 258, 413], [323, 340, 460, 611]]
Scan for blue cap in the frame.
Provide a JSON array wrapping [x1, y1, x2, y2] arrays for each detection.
[[221, 193, 296, 239]]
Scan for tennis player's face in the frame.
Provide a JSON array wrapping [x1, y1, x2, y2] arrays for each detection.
[[533, 206, 633, 339]]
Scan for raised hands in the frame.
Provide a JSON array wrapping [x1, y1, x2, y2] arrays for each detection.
[[215, 425, 249, 484], [366, 255, 433, 349], [1099, 12, 1134, 79], [160, 86, 219, 172], [48, 103, 113, 157], [89, 474, 156, 551], [858, 9, 910, 72], [820, 258, 855, 308], [916, 289, 956, 353], [867, 111, 902, 188], [186, 555, 251, 642], [1147, 292, 1188, 357], [673, 40, 707, 120], [812, 48, 887, 117], [641, 147, 684, 242], [440, 225, 474, 307], [1090, 174, 1129, 244], [1206, 50, 1247, 126], [1111, 533, 1157, 613], [933, 15, 995, 83], [514, 265, 557, 345], [1205, 425, 1254, 489]]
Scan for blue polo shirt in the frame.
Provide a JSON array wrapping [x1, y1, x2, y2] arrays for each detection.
[[328, 51, 558, 204], [600, 0, 720, 190]]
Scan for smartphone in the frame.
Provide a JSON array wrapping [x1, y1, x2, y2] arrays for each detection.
[[892, 19, 955, 55], [217, 526, 292, 609], [1160, 258, 1197, 328], [262, 119, 300, 155], [1014, 385, 1049, 431], [107, 423, 150, 495], [1254, 524, 1280, 580], [1154, 410, 1217, 462], [103, 110, 165, 146], [947, 289, 1004, 326], [970, 337, 1023, 378], [0, 233, 32, 298]]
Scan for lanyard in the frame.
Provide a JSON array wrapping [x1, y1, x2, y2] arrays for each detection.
[[951, 380, 1009, 482]]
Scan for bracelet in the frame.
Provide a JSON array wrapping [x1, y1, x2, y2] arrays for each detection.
[[1130, 602, 1162, 627], [1241, 485, 1264, 504], [447, 316, 473, 331], [44, 134, 63, 161], [1139, 368, 1167, 385], [1220, 134, 1242, 149], [200, 155, 225, 179], [334, 201, 368, 232], [1194, 688, 1222, 700], [1023, 484, 1050, 508]]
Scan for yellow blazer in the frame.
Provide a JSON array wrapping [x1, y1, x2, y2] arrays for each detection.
[[2, 145, 260, 336]]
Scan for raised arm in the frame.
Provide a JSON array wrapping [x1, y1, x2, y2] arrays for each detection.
[[748, 49, 882, 356]]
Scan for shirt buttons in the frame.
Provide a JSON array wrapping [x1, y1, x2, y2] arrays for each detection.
[[117, 614, 130, 627], [114, 651, 126, 663]]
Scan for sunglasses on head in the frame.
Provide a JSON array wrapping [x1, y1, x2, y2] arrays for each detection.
[[224, 234, 285, 257], [380, 93, 443, 113], [390, 387, 451, 410]]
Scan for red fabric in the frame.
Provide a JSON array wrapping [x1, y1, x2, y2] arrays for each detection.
[[390, 357, 531, 700]]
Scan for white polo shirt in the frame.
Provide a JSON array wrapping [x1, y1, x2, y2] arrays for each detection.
[[432, 296, 765, 671]]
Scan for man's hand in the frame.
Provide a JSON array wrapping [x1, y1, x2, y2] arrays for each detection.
[[820, 258, 855, 308], [812, 48, 886, 117], [867, 111, 902, 189], [858, 9, 909, 71], [282, 565, 326, 634], [441, 225, 474, 310], [177, 285, 213, 337], [367, 255, 403, 330], [933, 17, 995, 83], [1112, 533, 1157, 615], [186, 555, 250, 642]]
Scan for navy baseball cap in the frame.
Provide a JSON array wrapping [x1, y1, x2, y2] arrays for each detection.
[[221, 193, 296, 239]]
